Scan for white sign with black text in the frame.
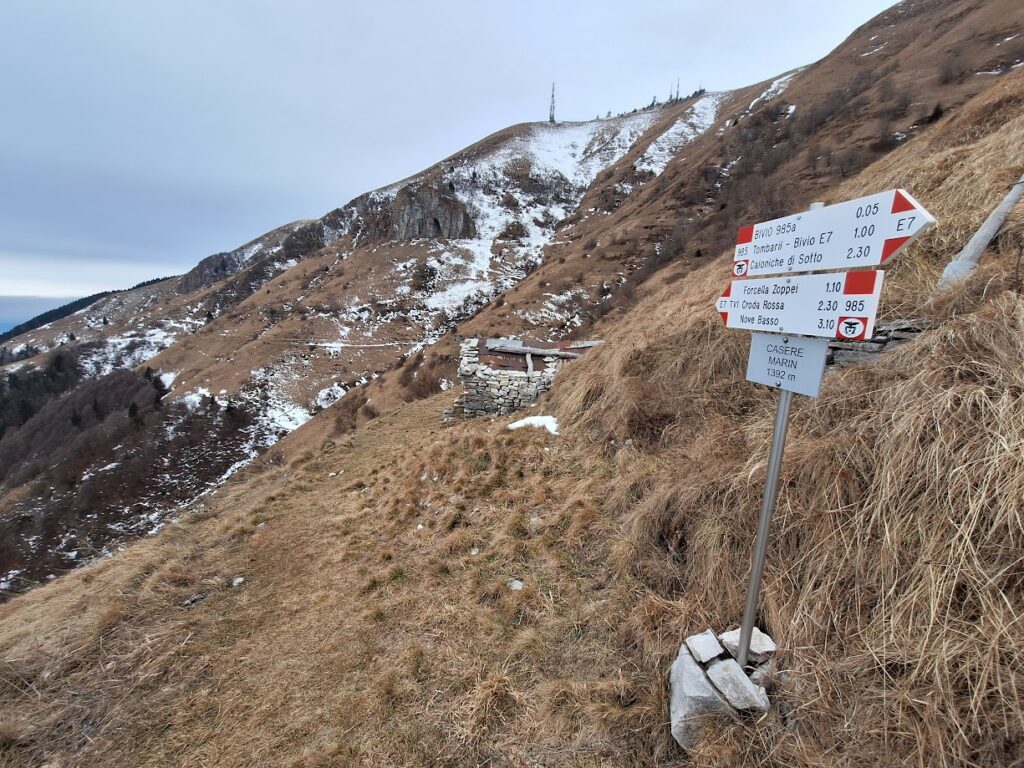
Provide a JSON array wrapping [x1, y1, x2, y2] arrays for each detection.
[[746, 333, 829, 398], [731, 188, 934, 278], [716, 269, 884, 340]]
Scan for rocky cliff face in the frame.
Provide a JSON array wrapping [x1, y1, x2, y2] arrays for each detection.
[[335, 181, 476, 244], [391, 183, 475, 240], [176, 252, 238, 294]]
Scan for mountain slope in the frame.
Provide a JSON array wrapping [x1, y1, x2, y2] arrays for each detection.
[[0, 0, 1021, 601], [0, 60, 1022, 767], [0, 63, 1019, 765]]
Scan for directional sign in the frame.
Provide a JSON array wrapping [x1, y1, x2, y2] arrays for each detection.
[[746, 332, 829, 397], [732, 189, 934, 278], [716, 270, 884, 340]]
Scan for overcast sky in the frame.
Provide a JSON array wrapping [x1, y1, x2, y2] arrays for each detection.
[[0, 0, 896, 325]]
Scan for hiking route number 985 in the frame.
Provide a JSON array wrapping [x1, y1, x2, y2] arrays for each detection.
[[716, 270, 884, 341], [731, 189, 935, 279]]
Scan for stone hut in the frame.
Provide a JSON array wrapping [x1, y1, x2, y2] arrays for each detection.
[[443, 337, 601, 422]]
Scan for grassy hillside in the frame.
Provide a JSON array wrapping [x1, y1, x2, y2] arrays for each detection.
[[0, 62, 1021, 768]]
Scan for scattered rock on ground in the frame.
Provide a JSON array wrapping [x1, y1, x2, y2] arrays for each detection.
[[231, 576, 245, 588], [182, 592, 206, 607], [507, 578, 524, 591], [750, 659, 775, 690]]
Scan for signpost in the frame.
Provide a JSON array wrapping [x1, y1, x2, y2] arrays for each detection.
[[716, 270, 885, 340], [731, 189, 935, 278], [719, 194, 936, 667]]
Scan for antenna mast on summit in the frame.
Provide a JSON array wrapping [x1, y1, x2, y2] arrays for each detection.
[[549, 82, 556, 123]]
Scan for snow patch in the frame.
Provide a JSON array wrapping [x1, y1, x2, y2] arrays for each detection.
[[314, 382, 347, 409], [79, 327, 175, 377], [635, 93, 725, 176], [748, 70, 800, 111], [508, 415, 560, 435]]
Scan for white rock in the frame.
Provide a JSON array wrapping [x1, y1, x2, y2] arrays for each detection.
[[231, 576, 245, 588], [470, 547, 480, 556], [706, 658, 770, 712], [416, 524, 425, 530], [685, 629, 724, 664], [669, 646, 733, 750], [508, 579, 524, 591], [718, 627, 777, 663]]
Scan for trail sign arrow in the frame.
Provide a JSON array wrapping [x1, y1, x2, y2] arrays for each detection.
[[716, 269, 884, 340], [732, 189, 934, 278]]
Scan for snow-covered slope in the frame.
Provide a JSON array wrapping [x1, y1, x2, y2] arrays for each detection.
[[635, 93, 726, 176], [420, 111, 661, 320]]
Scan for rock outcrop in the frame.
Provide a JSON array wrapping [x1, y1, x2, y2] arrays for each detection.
[[391, 183, 474, 240], [176, 221, 308, 294]]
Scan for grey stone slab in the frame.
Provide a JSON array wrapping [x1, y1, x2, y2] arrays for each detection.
[[828, 341, 885, 352], [706, 658, 770, 712], [749, 659, 776, 691], [831, 349, 881, 367], [875, 318, 927, 333], [685, 629, 725, 664], [718, 627, 777, 663], [668, 646, 733, 750]]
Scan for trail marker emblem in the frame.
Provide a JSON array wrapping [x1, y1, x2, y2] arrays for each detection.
[[837, 317, 867, 340]]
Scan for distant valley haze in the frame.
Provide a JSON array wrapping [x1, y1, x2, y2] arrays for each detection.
[[0, 296, 76, 333], [0, 0, 895, 328]]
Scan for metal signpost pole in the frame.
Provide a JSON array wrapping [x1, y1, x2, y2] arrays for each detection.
[[735, 202, 822, 668], [736, 387, 793, 667]]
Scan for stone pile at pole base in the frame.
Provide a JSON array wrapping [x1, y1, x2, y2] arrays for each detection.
[[669, 626, 778, 751]]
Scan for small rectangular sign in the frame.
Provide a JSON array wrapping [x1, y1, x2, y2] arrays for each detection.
[[746, 332, 829, 397], [732, 188, 934, 278], [716, 270, 884, 340]]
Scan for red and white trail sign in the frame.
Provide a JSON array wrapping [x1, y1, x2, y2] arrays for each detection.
[[716, 270, 885, 340], [731, 189, 934, 278]]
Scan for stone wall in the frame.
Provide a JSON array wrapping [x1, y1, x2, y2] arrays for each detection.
[[827, 318, 925, 366], [443, 339, 565, 422]]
